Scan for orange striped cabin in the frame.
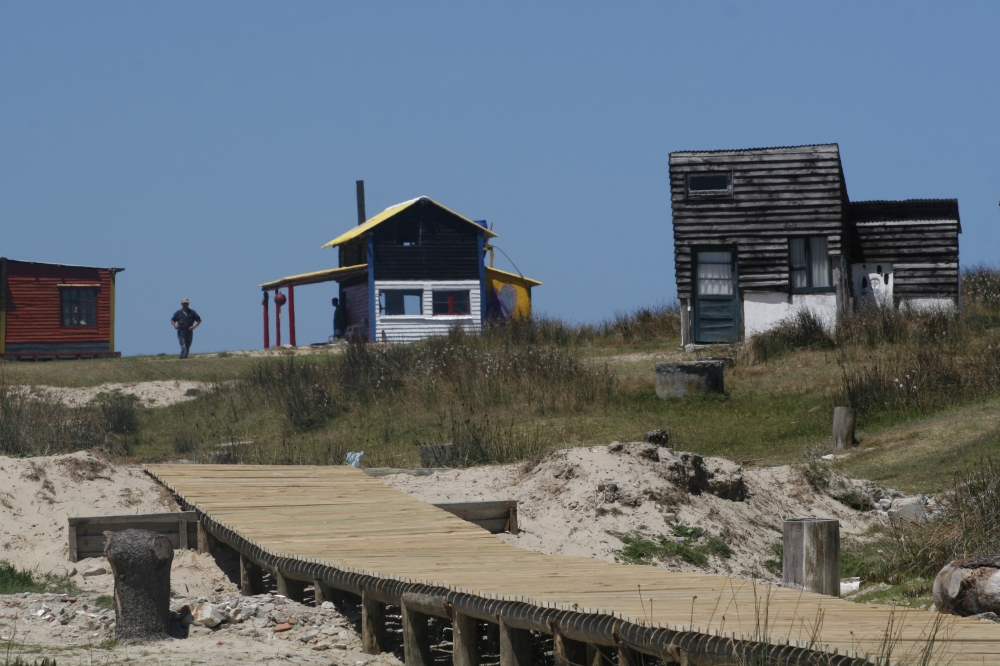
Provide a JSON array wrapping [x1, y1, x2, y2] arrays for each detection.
[[0, 258, 124, 360]]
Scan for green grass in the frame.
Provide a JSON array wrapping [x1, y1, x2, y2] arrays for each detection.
[[94, 595, 115, 610], [609, 525, 733, 567], [0, 560, 77, 595]]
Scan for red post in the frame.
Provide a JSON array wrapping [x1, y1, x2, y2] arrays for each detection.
[[275, 290, 282, 347], [263, 291, 270, 349], [288, 284, 296, 347]]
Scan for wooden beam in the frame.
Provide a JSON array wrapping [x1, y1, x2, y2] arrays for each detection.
[[197, 520, 217, 554], [68, 524, 78, 563], [401, 599, 433, 666], [452, 612, 479, 666], [276, 572, 304, 602], [362, 590, 387, 655], [240, 554, 264, 596], [499, 618, 532, 666], [401, 592, 452, 618], [553, 625, 587, 666], [178, 515, 189, 550]]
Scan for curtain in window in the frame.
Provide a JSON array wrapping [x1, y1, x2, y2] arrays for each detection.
[[789, 238, 808, 289], [809, 237, 831, 288], [697, 252, 733, 296]]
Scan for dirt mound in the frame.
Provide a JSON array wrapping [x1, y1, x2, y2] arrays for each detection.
[[381, 444, 880, 578], [19, 380, 211, 408]]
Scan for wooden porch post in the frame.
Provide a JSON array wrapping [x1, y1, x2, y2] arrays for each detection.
[[288, 284, 296, 347], [274, 290, 282, 347], [262, 291, 270, 349]]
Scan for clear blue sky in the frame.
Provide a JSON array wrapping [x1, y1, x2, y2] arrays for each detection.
[[2, 3, 998, 356]]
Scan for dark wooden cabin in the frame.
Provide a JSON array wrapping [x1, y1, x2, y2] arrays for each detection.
[[669, 144, 960, 344], [259, 196, 540, 345], [0, 258, 124, 360]]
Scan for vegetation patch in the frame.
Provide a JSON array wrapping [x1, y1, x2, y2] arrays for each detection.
[[609, 525, 732, 567], [0, 560, 77, 595]]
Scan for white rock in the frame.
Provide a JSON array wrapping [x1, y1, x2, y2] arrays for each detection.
[[80, 566, 106, 578], [887, 497, 926, 526], [321, 601, 334, 609], [934, 556, 1000, 616], [191, 603, 228, 628], [840, 577, 861, 595]]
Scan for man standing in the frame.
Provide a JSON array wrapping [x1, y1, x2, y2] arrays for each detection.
[[332, 297, 346, 339], [171, 298, 202, 359]]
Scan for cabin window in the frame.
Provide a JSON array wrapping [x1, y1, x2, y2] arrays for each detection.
[[789, 237, 832, 292], [432, 290, 471, 316], [61, 288, 97, 327], [379, 289, 423, 316], [686, 172, 732, 197], [395, 219, 420, 246]]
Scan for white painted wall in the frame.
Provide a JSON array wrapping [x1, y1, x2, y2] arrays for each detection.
[[743, 292, 838, 338], [902, 297, 957, 313], [374, 280, 481, 343]]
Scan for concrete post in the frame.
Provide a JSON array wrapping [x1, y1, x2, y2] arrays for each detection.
[[782, 517, 840, 597]]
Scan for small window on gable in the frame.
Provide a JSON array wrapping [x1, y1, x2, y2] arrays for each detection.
[[432, 290, 471, 316], [789, 237, 832, 292], [379, 289, 423, 316], [687, 172, 732, 197], [395, 219, 420, 246], [61, 288, 97, 327]]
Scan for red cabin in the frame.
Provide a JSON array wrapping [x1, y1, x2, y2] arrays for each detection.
[[0, 258, 124, 360]]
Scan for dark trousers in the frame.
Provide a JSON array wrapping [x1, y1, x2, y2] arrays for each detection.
[[177, 329, 193, 359]]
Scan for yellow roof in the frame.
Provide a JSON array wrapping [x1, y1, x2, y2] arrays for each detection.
[[485, 266, 542, 287], [321, 196, 498, 249], [260, 264, 367, 290]]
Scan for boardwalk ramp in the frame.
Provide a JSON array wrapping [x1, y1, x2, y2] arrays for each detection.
[[144, 464, 1000, 666]]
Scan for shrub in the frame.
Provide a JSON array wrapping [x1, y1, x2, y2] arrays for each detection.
[[94, 391, 142, 435], [0, 560, 76, 595], [743, 310, 834, 364], [0, 373, 104, 456]]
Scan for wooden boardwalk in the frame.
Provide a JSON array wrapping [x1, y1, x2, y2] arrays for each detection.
[[144, 464, 999, 666]]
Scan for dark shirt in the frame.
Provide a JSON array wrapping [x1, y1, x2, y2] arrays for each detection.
[[333, 305, 346, 330], [172, 308, 202, 331]]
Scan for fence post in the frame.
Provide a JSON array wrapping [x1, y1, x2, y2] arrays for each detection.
[[782, 518, 840, 596], [833, 407, 857, 449]]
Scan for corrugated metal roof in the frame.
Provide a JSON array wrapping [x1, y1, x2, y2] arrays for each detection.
[[670, 143, 839, 156], [850, 199, 960, 232], [2, 257, 125, 272], [485, 266, 542, 287], [259, 263, 367, 290], [321, 196, 497, 249]]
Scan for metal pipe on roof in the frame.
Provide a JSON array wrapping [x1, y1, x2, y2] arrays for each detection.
[[356, 180, 366, 225]]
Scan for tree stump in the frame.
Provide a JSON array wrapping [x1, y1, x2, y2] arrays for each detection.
[[105, 528, 174, 643]]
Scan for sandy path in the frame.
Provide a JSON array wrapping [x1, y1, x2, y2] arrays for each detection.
[[19, 381, 212, 408]]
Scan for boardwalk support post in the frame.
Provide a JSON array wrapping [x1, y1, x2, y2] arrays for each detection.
[[833, 406, 857, 449], [239, 554, 264, 596], [783, 517, 840, 597], [617, 643, 641, 666], [586, 644, 603, 666], [362, 590, 387, 655], [552, 623, 587, 666], [452, 612, 479, 666], [499, 617, 532, 666], [196, 521, 216, 554], [276, 572, 304, 602], [402, 599, 433, 666]]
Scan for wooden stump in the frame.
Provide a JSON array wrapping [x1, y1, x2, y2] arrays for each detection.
[[104, 528, 173, 643], [782, 518, 840, 597], [833, 406, 857, 449]]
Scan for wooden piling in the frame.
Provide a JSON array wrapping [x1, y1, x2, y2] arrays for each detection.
[[276, 572, 305, 602], [586, 644, 602, 666], [362, 590, 387, 655], [453, 612, 479, 666], [553, 625, 587, 666], [196, 520, 217, 554], [833, 406, 857, 449], [499, 618, 532, 666], [239, 554, 264, 596], [402, 599, 433, 666], [783, 517, 840, 597], [617, 643, 641, 666]]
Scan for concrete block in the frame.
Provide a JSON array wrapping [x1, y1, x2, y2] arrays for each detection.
[[655, 361, 725, 398]]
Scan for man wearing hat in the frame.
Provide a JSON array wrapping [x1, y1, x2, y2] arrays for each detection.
[[171, 298, 202, 359]]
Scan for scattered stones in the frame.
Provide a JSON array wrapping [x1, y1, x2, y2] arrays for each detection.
[[643, 429, 670, 446], [274, 622, 292, 632], [191, 602, 228, 627], [80, 565, 107, 578]]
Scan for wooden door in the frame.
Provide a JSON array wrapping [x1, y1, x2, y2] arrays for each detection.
[[693, 248, 739, 343]]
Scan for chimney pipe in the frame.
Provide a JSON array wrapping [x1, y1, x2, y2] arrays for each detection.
[[356, 180, 366, 225]]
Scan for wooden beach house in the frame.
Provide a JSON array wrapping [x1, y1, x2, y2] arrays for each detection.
[[260, 194, 540, 345], [0, 258, 124, 360], [669, 144, 960, 344]]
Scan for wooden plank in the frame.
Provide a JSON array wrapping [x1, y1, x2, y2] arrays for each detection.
[[68, 511, 197, 526], [68, 524, 77, 563]]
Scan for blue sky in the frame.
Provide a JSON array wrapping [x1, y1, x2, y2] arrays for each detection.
[[2, 3, 998, 356]]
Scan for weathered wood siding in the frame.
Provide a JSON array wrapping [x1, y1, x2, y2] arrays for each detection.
[[3, 260, 114, 352], [372, 200, 482, 282], [670, 144, 847, 300], [374, 280, 481, 343], [850, 200, 960, 299]]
